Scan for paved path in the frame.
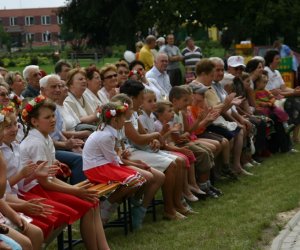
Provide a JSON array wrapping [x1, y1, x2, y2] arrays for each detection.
[[271, 211, 300, 250]]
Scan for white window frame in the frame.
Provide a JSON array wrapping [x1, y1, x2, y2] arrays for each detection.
[[57, 15, 63, 25], [25, 16, 34, 26], [9, 17, 17, 26], [42, 32, 51, 42], [25, 33, 34, 43], [41, 16, 50, 25]]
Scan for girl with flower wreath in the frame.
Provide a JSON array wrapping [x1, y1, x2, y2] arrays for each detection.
[[0, 107, 44, 250], [1, 105, 61, 241], [20, 95, 110, 250], [82, 102, 146, 225]]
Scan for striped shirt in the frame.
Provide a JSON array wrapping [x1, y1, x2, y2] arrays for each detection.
[[182, 46, 203, 71]]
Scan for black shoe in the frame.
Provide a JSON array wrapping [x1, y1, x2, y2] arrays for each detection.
[[221, 168, 238, 180], [210, 186, 223, 196], [193, 192, 207, 201], [252, 155, 263, 164], [204, 189, 219, 199]]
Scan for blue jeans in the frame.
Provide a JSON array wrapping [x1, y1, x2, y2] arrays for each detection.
[[55, 150, 86, 185]]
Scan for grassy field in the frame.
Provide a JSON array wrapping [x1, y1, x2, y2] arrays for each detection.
[[4, 58, 120, 74], [48, 145, 300, 250]]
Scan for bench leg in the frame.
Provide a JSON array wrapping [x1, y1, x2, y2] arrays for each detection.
[[67, 225, 73, 250], [57, 231, 64, 250]]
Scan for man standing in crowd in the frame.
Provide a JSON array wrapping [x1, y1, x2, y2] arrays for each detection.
[[22, 65, 41, 98], [146, 52, 172, 98], [182, 36, 203, 73], [160, 34, 183, 86], [139, 35, 157, 72]]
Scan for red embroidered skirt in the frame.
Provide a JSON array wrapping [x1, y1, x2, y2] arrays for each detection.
[[84, 163, 146, 188]]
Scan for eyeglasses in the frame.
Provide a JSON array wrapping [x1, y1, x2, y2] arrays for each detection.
[[104, 74, 117, 79]]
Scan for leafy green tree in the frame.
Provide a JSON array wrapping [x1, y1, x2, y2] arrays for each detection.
[[0, 23, 11, 51]]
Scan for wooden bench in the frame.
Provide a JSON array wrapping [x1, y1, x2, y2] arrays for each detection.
[[44, 181, 121, 250]]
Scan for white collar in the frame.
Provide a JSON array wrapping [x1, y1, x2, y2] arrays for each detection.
[[103, 125, 118, 138]]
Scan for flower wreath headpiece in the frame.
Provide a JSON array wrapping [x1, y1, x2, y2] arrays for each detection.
[[9, 94, 22, 109], [21, 95, 46, 123], [104, 103, 129, 119], [0, 105, 15, 123], [128, 69, 143, 79]]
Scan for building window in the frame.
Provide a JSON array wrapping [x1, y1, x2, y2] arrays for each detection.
[[25, 16, 34, 26], [42, 32, 51, 42], [57, 15, 63, 25], [9, 17, 17, 26], [25, 33, 34, 43], [41, 16, 50, 25]]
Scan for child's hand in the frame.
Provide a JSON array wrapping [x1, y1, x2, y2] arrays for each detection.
[[178, 146, 194, 158], [20, 162, 37, 178], [133, 160, 151, 171], [121, 149, 131, 159], [205, 109, 219, 123], [23, 198, 53, 217], [35, 161, 59, 178], [232, 96, 244, 106], [170, 123, 181, 132], [11, 214, 27, 232], [75, 187, 98, 203], [149, 139, 160, 152]]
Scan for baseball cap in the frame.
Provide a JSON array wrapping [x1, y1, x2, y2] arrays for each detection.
[[227, 56, 245, 68], [189, 83, 209, 94]]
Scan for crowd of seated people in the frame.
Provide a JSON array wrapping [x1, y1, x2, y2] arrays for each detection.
[[0, 46, 299, 249]]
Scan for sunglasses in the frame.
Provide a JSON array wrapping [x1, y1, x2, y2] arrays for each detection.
[[104, 74, 117, 79]]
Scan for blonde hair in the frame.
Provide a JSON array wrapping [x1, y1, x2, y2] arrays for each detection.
[[100, 64, 117, 80], [155, 101, 173, 115], [65, 68, 86, 87]]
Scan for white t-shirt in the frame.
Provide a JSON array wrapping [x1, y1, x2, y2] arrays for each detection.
[[0, 142, 21, 194], [83, 125, 120, 171], [20, 129, 56, 192], [138, 110, 156, 133], [264, 66, 285, 90]]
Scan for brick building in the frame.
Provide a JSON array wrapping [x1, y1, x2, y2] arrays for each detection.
[[0, 7, 62, 47]]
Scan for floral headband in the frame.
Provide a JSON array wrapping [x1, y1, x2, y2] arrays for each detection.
[[21, 95, 46, 122], [128, 69, 143, 78], [9, 94, 22, 109], [104, 103, 129, 119], [0, 105, 15, 123]]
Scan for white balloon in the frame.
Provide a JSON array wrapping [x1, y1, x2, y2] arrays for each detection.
[[124, 50, 136, 63]]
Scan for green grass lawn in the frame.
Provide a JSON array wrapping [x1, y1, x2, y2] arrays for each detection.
[[4, 58, 120, 74], [48, 145, 300, 250]]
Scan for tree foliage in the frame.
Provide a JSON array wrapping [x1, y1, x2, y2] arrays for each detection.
[[59, 0, 300, 50]]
